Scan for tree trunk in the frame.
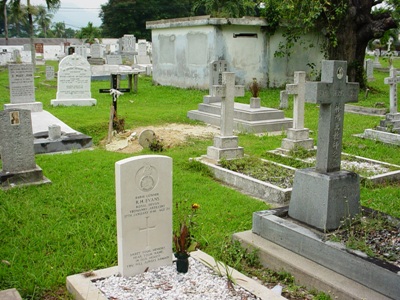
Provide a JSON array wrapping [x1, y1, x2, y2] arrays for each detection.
[[4, 1, 8, 45], [27, 0, 35, 66]]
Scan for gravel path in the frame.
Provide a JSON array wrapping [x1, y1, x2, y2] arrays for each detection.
[[94, 257, 262, 300]]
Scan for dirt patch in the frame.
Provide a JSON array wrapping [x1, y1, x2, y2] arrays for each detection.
[[103, 123, 220, 153]]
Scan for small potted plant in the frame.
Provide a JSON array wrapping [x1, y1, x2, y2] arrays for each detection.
[[173, 202, 200, 273], [249, 78, 261, 109]]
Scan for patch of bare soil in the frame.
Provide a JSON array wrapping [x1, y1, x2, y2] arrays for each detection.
[[102, 123, 220, 153]]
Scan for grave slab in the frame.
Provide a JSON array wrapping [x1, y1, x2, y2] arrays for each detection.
[[356, 128, 400, 146], [234, 230, 393, 300], [244, 207, 399, 300], [0, 288, 22, 300]]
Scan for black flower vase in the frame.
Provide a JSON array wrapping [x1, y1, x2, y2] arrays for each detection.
[[175, 252, 189, 273]]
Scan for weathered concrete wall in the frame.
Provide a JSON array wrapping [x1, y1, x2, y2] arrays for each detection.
[[147, 16, 325, 89]]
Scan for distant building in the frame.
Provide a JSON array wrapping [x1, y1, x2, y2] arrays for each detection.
[[146, 16, 324, 89]]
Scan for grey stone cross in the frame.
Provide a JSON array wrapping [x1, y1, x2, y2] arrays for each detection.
[[306, 60, 359, 173], [384, 67, 400, 114], [212, 72, 244, 136], [286, 71, 306, 129]]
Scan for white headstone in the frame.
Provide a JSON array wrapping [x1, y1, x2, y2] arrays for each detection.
[[106, 54, 123, 65], [115, 155, 172, 277], [51, 54, 96, 106], [384, 67, 400, 115], [74, 45, 88, 59]]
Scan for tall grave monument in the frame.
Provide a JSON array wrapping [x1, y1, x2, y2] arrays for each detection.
[[0, 109, 50, 188], [5, 63, 42, 112], [51, 54, 97, 106], [289, 60, 360, 230], [115, 155, 172, 277]]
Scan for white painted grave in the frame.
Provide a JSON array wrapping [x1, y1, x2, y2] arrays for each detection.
[[106, 54, 123, 65], [115, 155, 172, 277], [51, 54, 96, 106]]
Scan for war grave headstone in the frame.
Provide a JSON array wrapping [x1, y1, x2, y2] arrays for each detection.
[[0, 109, 50, 189], [4, 63, 43, 112], [280, 71, 314, 151], [236, 61, 400, 300], [45, 65, 55, 80], [358, 66, 400, 145], [121, 34, 136, 54], [51, 53, 97, 106], [187, 60, 293, 133], [116, 155, 172, 277], [206, 72, 244, 161]]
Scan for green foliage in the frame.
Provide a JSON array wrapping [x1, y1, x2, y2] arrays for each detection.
[[192, 0, 255, 18], [75, 22, 102, 44]]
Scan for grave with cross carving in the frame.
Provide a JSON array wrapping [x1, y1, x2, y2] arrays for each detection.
[[288, 60, 360, 231], [375, 66, 400, 133], [206, 72, 245, 161], [116, 155, 172, 277], [280, 71, 314, 151]]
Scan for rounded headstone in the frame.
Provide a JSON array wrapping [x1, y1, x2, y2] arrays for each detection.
[[138, 129, 156, 148]]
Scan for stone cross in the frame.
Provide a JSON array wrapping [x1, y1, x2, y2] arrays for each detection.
[[286, 71, 306, 129], [212, 72, 244, 136], [384, 67, 400, 114], [306, 60, 359, 173]]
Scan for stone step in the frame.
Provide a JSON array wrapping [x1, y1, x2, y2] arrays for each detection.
[[187, 109, 292, 133], [197, 102, 285, 121]]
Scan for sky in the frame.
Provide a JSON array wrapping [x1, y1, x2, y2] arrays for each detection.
[[30, 0, 108, 29]]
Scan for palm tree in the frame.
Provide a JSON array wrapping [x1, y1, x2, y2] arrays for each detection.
[[8, 1, 28, 37], [12, 0, 60, 64], [1, 1, 7, 44], [76, 22, 102, 45], [35, 5, 52, 37], [51, 21, 64, 37]]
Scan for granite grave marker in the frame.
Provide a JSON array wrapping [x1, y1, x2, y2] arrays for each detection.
[[289, 60, 360, 230]]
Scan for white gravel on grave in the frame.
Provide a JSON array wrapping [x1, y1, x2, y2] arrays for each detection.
[[94, 257, 261, 300]]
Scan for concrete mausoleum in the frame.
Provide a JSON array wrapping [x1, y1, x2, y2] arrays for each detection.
[[146, 15, 324, 89]]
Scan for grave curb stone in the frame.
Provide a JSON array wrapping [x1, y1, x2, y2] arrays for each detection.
[[65, 250, 286, 300]]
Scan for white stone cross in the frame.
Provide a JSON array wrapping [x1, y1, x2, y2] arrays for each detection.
[[384, 67, 400, 114], [286, 71, 306, 129], [139, 216, 156, 248], [306, 60, 359, 173], [212, 72, 245, 136]]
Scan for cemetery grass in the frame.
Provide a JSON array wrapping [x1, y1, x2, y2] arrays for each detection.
[[0, 63, 399, 299]]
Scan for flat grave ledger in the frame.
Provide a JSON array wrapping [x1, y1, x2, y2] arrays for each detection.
[[51, 54, 96, 106], [115, 155, 172, 277]]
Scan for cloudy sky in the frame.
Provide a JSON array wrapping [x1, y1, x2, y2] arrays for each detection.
[[30, 0, 108, 29]]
